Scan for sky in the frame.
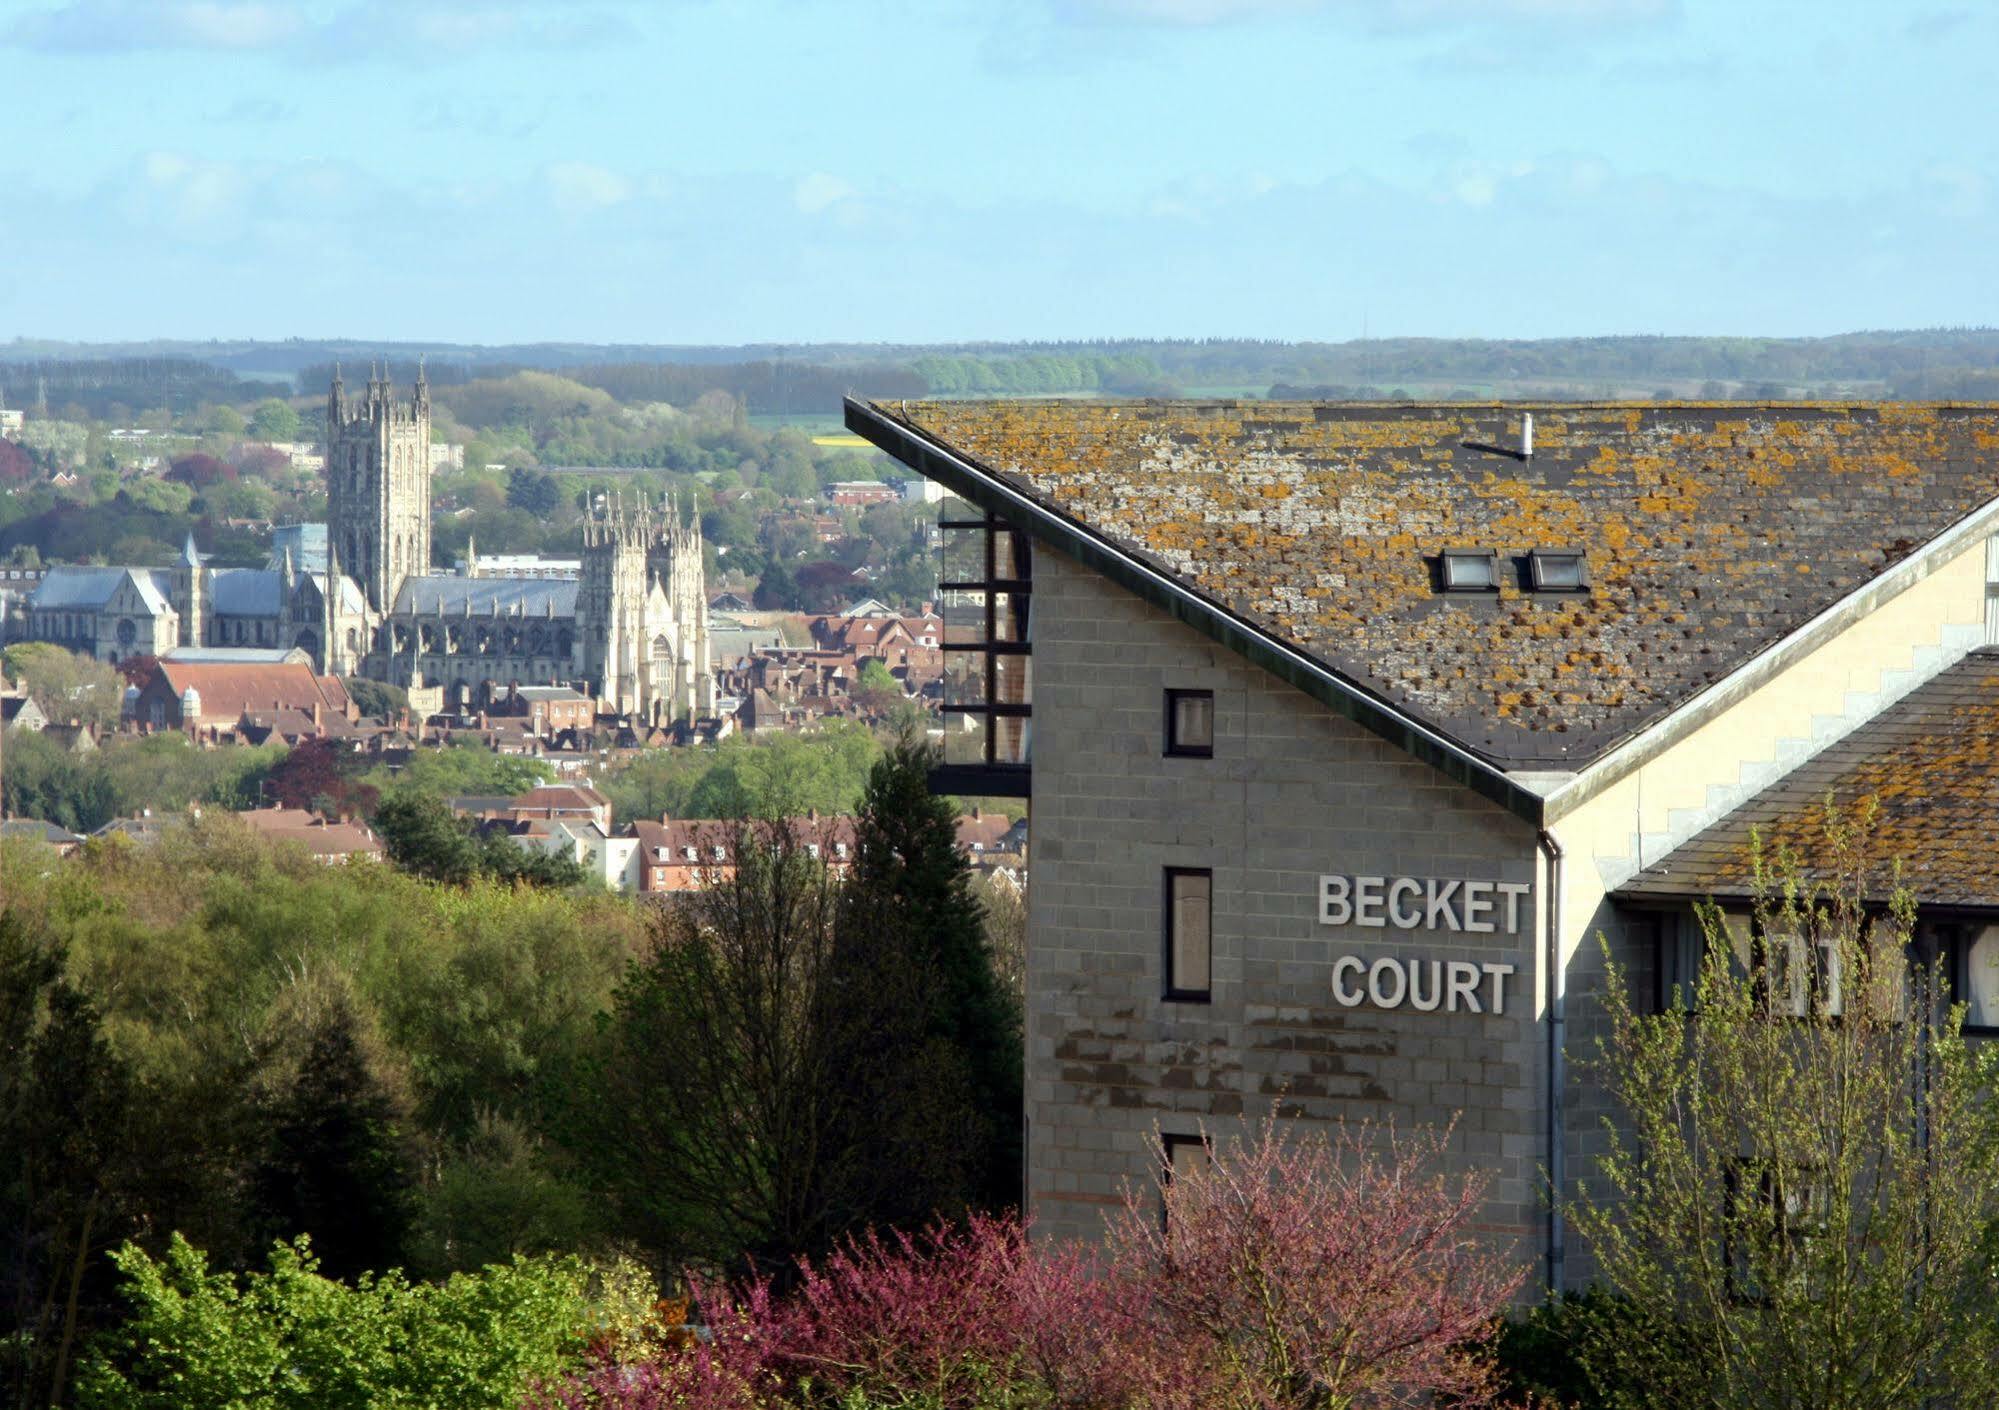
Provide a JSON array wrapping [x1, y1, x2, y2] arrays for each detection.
[[0, 0, 1993, 345]]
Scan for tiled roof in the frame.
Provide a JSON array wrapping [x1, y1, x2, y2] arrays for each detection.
[[868, 400, 1999, 767], [1619, 651, 1999, 908], [394, 574, 578, 617], [155, 659, 339, 720]]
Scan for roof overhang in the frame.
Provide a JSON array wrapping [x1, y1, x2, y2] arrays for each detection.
[[846, 396, 1551, 827]]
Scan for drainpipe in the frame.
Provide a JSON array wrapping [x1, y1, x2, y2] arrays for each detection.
[[1539, 828, 1567, 1296]]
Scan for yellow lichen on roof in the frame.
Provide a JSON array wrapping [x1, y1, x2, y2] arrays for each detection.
[[882, 399, 1999, 766]]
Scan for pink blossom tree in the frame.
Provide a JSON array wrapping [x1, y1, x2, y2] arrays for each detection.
[[1113, 1113, 1523, 1410]]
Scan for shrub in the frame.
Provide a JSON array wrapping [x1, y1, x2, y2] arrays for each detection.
[[77, 1233, 591, 1410]]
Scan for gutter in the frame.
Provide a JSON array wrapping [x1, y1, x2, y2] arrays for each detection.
[[1539, 828, 1567, 1296], [844, 397, 1549, 827]]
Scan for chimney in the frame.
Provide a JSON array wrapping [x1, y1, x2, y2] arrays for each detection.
[[1522, 412, 1535, 460], [312, 701, 323, 733]]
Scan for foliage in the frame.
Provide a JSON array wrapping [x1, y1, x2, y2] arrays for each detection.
[[840, 733, 1020, 1216], [167, 452, 236, 488], [3, 641, 125, 728], [372, 791, 582, 890], [541, 1114, 1520, 1410], [2, 730, 282, 833], [340, 675, 409, 721], [0, 813, 642, 1322], [1126, 1112, 1521, 1409], [249, 398, 300, 443], [1569, 804, 1999, 1410], [1490, 1289, 1645, 1410], [250, 1001, 418, 1283], [75, 1233, 590, 1410], [557, 818, 846, 1276], [0, 911, 139, 1409], [597, 723, 882, 826], [359, 741, 553, 803]]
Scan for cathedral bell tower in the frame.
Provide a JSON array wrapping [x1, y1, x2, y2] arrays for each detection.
[[326, 362, 432, 615]]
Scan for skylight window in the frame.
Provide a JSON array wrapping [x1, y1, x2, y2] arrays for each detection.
[[1528, 549, 1589, 592], [1439, 548, 1499, 592]]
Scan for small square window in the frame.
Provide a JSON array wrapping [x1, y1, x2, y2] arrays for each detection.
[[1528, 548, 1589, 592], [1165, 868, 1213, 1001], [1439, 548, 1499, 592], [1165, 689, 1214, 757]]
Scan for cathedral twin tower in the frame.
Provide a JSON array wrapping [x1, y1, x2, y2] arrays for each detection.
[[324, 367, 713, 722]]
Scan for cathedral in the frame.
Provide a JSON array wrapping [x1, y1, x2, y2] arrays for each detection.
[[13, 370, 714, 722]]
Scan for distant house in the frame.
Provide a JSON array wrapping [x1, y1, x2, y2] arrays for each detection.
[[489, 683, 595, 736], [235, 805, 383, 864], [1, 695, 48, 733], [626, 812, 855, 894], [40, 720, 98, 754], [825, 481, 900, 508], [0, 819, 84, 856], [133, 658, 354, 732]]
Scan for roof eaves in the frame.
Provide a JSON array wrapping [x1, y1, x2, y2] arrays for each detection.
[[1538, 489, 1999, 825], [846, 396, 1548, 828]]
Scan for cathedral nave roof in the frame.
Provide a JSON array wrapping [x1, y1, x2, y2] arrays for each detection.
[[392, 574, 579, 618]]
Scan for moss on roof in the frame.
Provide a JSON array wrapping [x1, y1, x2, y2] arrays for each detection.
[[1621, 651, 1999, 907], [879, 399, 1999, 766]]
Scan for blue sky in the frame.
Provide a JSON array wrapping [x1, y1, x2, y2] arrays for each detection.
[[0, 0, 1992, 344]]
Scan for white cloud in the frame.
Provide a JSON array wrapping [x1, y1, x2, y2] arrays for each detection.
[[794, 172, 856, 215], [8, 1, 306, 52], [4, 0, 635, 55], [1062, 0, 1672, 27], [545, 162, 633, 214]]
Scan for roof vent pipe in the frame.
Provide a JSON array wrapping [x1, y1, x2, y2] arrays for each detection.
[[1522, 413, 1535, 460]]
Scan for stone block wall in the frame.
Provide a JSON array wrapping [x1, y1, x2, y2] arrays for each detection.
[[1026, 546, 1547, 1253]]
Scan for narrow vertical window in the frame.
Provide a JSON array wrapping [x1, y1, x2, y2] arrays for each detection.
[[1165, 689, 1214, 757], [1161, 1132, 1212, 1229], [1165, 868, 1212, 1001]]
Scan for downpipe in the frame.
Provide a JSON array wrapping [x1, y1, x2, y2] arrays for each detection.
[[1540, 828, 1566, 1297]]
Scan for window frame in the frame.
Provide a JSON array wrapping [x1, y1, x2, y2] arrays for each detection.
[[1527, 548, 1591, 592], [1164, 688, 1215, 759], [1438, 547, 1500, 593], [1163, 866, 1214, 1003], [1160, 1131, 1213, 1229]]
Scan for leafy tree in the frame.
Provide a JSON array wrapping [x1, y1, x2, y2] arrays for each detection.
[[841, 733, 1022, 1215], [248, 398, 300, 443], [357, 742, 552, 802], [374, 792, 481, 885], [166, 452, 235, 488], [559, 819, 845, 1276], [753, 557, 797, 611], [2, 641, 125, 728], [1570, 807, 1999, 1410], [202, 405, 246, 437], [265, 736, 376, 817], [0, 438, 34, 485], [341, 676, 408, 722], [1127, 1112, 1522, 1409], [250, 1002, 417, 1283], [853, 657, 902, 704], [0, 912, 138, 1409], [506, 466, 562, 517], [76, 1233, 590, 1410]]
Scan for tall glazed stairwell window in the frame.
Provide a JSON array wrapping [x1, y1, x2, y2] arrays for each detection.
[[938, 496, 1031, 795]]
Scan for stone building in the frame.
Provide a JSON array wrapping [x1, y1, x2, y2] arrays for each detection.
[[849, 395, 1999, 1291], [9, 369, 713, 720]]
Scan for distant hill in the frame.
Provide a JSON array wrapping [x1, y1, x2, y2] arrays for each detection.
[[5, 330, 1998, 406]]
